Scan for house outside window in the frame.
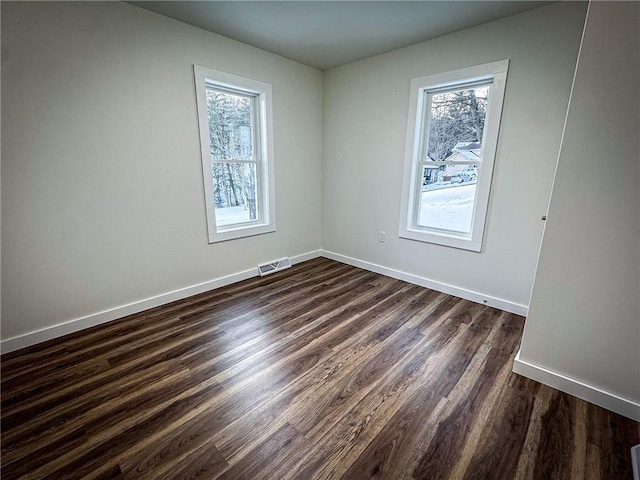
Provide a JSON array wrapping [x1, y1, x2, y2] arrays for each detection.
[[194, 65, 276, 243], [399, 60, 509, 252]]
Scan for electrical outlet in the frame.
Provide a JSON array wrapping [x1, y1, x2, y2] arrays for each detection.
[[378, 231, 386, 243]]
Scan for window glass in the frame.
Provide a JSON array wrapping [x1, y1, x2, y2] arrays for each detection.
[[416, 84, 488, 234], [212, 162, 259, 227], [425, 85, 489, 162], [206, 89, 254, 161]]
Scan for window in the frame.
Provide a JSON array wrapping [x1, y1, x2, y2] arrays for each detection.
[[194, 65, 275, 243], [399, 60, 509, 252]]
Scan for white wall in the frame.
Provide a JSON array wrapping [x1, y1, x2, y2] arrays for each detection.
[[516, 1, 640, 418], [322, 2, 587, 312], [1, 2, 323, 341]]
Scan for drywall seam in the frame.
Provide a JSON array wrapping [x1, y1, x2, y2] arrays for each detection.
[[513, 349, 640, 422], [321, 249, 528, 316], [0, 250, 322, 354]]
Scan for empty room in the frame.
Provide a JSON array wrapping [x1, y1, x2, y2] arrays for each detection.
[[1, 1, 639, 479]]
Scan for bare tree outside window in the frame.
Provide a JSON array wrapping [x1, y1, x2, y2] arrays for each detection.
[[426, 88, 488, 162]]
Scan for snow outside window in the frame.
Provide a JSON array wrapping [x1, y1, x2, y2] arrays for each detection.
[[194, 66, 276, 243], [399, 60, 509, 252]]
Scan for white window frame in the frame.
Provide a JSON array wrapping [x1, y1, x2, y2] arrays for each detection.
[[194, 65, 276, 243], [399, 60, 509, 252]]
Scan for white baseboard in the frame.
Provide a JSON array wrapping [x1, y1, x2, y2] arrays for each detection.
[[513, 349, 640, 422], [0, 250, 322, 355], [7, 247, 636, 424], [2, 248, 526, 354], [320, 250, 528, 316]]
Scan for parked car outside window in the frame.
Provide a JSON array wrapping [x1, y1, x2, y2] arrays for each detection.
[[450, 171, 476, 183]]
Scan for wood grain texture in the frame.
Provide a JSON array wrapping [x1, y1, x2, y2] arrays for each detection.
[[1, 258, 638, 479]]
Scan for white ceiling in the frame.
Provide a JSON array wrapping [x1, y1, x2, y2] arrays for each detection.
[[128, 1, 551, 70]]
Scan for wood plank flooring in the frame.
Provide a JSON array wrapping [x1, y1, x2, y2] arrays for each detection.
[[2, 258, 638, 479]]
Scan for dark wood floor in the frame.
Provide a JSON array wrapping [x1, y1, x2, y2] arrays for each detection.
[[1, 258, 638, 479]]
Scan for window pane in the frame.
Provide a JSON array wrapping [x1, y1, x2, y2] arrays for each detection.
[[206, 89, 253, 161], [425, 85, 489, 162], [417, 181, 477, 234], [212, 162, 259, 228]]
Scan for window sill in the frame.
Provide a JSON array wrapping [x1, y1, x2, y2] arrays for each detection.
[[208, 223, 275, 244], [399, 228, 482, 252]]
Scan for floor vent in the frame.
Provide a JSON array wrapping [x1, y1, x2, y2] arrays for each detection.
[[258, 257, 292, 276]]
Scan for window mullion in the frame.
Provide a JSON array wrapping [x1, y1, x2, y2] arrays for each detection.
[[212, 159, 257, 164]]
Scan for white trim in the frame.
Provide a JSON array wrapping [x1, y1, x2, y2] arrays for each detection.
[[0, 250, 322, 355], [399, 60, 509, 252], [320, 249, 528, 316], [0, 248, 528, 354], [513, 349, 640, 422], [193, 65, 276, 244], [8, 245, 637, 425]]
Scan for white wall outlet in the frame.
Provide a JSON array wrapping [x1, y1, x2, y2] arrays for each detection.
[[378, 231, 386, 242]]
